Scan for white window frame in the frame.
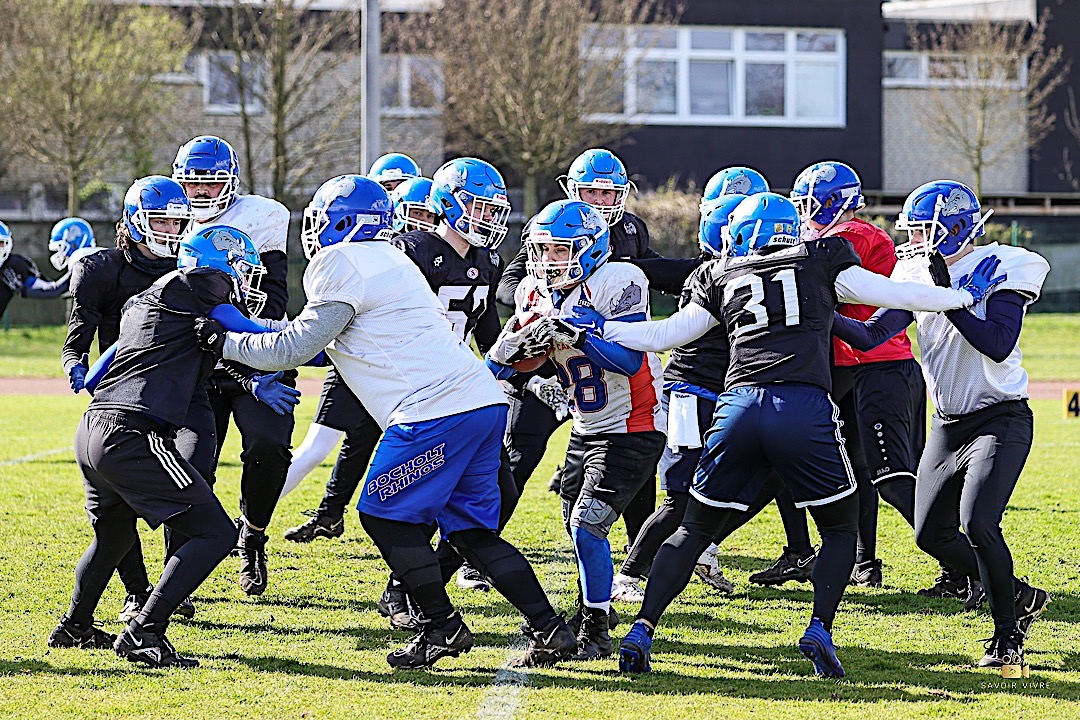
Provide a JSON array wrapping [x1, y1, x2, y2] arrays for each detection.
[[883, 50, 1027, 89], [201, 51, 265, 116], [585, 25, 846, 128], [382, 54, 443, 118]]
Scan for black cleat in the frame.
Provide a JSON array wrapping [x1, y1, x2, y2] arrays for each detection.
[[117, 589, 151, 623], [547, 464, 562, 493], [114, 623, 199, 668], [918, 566, 969, 599], [850, 559, 883, 588], [568, 603, 619, 635], [978, 628, 1027, 677], [510, 616, 577, 667], [238, 525, 269, 596], [387, 613, 473, 669], [377, 584, 420, 630], [749, 546, 816, 587], [964, 580, 987, 611], [174, 596, 197, 620], [1014, 580, 1050, 639], [572, 606, 613, 660], [283, 510, 344, 543], [48, 617, 116, 649]]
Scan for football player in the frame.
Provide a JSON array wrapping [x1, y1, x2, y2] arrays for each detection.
[[173, 135, 291, 596], [832, 180, 1050, 675], [197, 174, 576, 670], [0, 221, 76, 317], [496, 148, 662, 547], [566, 192, 1003, 677], [368, 152, 421, 192], [60, 177, 204, 622], [488, 198, 666, 660], [48, 226, 269, 668]]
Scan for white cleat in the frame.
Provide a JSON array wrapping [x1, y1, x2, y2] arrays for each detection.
[[694, 544, 735, 595], [611, 573, 646, 603], [456, 564, 491, 591]]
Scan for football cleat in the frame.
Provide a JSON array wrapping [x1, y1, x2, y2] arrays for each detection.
[[749, 546, 816, 587], [387, 613, 473, 670], [619, 621, 654, 674], [850, 559, 883, 588], [964, 580, 987, 611], [917, 566, 969, 599], [117, 589, 151, 623], [611, 573, 646, 603], [1014, 579, 1050, 639], [283, 510, 344, 543], [114, 623, 199, 669], [509, 617, 577, 668], [799, 617, 845, 679], [238, 525, 269, 596], [47, 617, 116, 649], [547, 465, 562, 493], [694, 544, 735, 594], [568, 603, 619, 635], [377, 584, 420, 631], [174, 596, 197, 620], [456, 564, 491, 592], [979, 628, 1027, 677], [573, 606, 613, 660]]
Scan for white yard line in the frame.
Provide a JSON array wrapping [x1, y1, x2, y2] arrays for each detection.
[[0, 446, 73, 466], [475, 637, 530, 720]]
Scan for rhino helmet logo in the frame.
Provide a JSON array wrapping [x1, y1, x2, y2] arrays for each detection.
[[941, 188, 972, 216], [723, 174, 752, 194], [209, 229, 243, 255], [437, 163, 469, 193], [580, 207, 603, 234], [325, 176, 356, 204], [810, 164, 837, 184]]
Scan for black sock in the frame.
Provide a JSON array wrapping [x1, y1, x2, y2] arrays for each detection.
[[807, 495, 858, 632], [68, 510, 140, 626], [361, 514, 454, 624], [621, 492, 689, 579], [775, 487, 812, 554]]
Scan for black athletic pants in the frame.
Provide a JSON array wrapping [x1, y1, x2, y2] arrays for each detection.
[[914, 400, 1033, 633]]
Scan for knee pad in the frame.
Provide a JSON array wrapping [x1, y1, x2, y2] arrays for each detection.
[[570, 496, 617, 539]]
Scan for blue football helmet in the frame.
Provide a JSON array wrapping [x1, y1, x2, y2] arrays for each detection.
[[526, 199, 611, 293], [368, 153, 421, 189], [700, 166, 769, 213], [559, 148, 634, 225], [0, 221, 12, 266], [390, 177, 437, 233], [122, 176, 193, 258], [301, 175, 394, 259], [699, 194, 747, 258], [178, 225, 267, 315], [429, 157, 511, 249], [790, 161, 864, 234], [172, 136, 241, 222], [727, 193, 800, 257], [48, 217, 96, 271], [895, 180, 992, 260]]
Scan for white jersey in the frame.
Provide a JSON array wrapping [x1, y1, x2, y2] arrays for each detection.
[[189, 194, 289, 255], [514, 262, 664, 435], [902, 243, 1049, 416], [68, 246, 106, 268], [304, 241, 507, 429]]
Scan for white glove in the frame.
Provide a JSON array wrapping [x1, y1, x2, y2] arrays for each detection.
[[489, 320, 553, 365], [535, 317, 586, 350], [526, 375, 571, 420]]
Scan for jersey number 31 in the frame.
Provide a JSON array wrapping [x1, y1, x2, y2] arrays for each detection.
[[725, 269, 800, 337]]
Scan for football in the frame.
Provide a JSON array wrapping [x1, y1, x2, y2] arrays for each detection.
[[509, 311, 551, 371]]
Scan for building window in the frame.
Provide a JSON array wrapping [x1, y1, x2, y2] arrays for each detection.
[[883, 51, 1025, 88], [203, 51, 264, 115], [586, 25, 846, 127], [382, 55, 443, 117]]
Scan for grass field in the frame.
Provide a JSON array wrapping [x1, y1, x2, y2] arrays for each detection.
[[0, 322, 1078, 719]]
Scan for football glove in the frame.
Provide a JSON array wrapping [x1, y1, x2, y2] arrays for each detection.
[[957, 255, 1007, 305], [68, 353, 89, 394], [489, 321, 552, 365], [568, 306, 606, 335], [194, 316, 227, 358], [535, 317, 586, 350], [526, 375, 571, 421], [928, 251, 951, 288], [242, 371, 302, 415]]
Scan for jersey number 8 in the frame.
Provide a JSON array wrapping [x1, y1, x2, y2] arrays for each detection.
[[555, 356, 608, 413]]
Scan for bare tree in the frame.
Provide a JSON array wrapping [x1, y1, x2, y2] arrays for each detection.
[[207, 0, 362, 206], [394, 0, 674, 217], [1059, 88, 1080, 190], [910, 10, 1067, 196], [0, 0, 193, 215]]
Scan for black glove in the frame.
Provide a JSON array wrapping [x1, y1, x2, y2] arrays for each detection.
[[928, 251, 951, 288], [194, 317, 226, 358]]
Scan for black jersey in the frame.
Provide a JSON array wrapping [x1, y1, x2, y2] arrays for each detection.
[[689, 237, 860, 392], [0, 254, 40, 315], [90, 268, 235, 427], [497, 211, 658, 308], [62, 247, 169, 374], [391, 230, 503, 352], [663, 259, 731, 395]]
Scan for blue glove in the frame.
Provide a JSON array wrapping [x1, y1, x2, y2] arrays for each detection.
[[958, 255, 1007, 305], [568, 305, 606, 334], [244, 371, 301, 415], [68, 353, 89, 394]]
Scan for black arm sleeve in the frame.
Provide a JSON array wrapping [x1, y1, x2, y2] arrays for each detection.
[[474, 280, 502, 354], [497, 243, 528, 308], [944, 290, 1027, 363], [623, 256, 702, 296], [831, 308, 915, 352], [258, 250, 289, 320], [62, 260, 106, 373]]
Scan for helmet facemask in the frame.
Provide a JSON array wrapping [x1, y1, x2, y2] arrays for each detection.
[[133, 201, 192, 258], [452, 193, 510, 249], [895, 194, 994, 261], [525, 230, 599, 293], [398, 203, 438, 233], [560, 176, 633, 225], [231, 254, 267, 316]]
